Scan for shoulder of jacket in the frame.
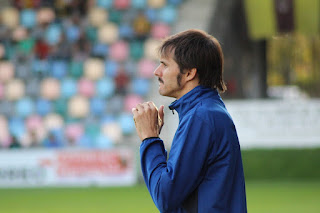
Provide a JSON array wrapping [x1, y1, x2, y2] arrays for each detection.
[[192, 104, 215, 127]]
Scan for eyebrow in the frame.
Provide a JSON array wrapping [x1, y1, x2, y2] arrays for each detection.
[[160, 57, 169, 63], [160, 60, 168, 66]]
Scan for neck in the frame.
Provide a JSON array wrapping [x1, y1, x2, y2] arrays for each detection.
[[176, 82, 200, 100]]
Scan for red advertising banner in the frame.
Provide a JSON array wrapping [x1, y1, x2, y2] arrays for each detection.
[[0, 148, 137, 187]]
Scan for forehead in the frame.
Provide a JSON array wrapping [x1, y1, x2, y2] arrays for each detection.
[[159, 47, 175, 61]]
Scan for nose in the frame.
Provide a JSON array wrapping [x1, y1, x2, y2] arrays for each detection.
[[154, 64, 162, 77]]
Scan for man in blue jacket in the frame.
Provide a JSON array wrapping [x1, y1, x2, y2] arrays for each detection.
[[132, 29, 247, 213]]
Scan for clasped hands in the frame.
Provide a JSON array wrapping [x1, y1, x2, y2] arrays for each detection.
[[132, 102, 164, 141]]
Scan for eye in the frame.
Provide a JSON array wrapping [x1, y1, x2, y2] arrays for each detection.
[[160, 61, 167, 67]]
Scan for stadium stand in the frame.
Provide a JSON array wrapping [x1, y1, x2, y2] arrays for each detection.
[[0, 0, 184, 149]]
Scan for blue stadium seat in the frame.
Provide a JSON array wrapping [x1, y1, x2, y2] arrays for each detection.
[[124, 59, 138, 76], [65, 25, 80, 43], [15, 62, 30, 79], [90, 97, 106, 116], [118, 112, 136, 135], [144, 8, 158, 23], [119, 24, 134, 39], [61, 78, 77, 98], [107, 95, 124, 114], [92, 42, 109, 57], [9, 117, 25, 138], [36, 99, 52, 116], [0, 100, 14, 116], [15, 98, 34, 118], [97, 0, 113, 9], [32, 59, 49, 75], [100, 114, 117, 124], [96, 77, 115, 98], [45, 24, 62, 45], [51, 60, 68, 79], [78, 134, 93, 148], [158, 6, 177, 24], [20, 9, 36, 29], [131, 78, 151, 96], [95, 134, 113, 148], [25, 78, 40, 97], [85, 123, 100, 139], [132, 0, 147, 9], [105, 60, 119, 78], [168, 0, 183, 6]]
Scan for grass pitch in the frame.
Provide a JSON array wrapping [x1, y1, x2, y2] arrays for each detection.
[[0, 181, 319, 213]]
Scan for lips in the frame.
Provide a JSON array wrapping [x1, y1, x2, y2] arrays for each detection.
[[158, 78, 164, 84]]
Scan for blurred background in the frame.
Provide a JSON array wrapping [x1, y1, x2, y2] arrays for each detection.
[[0, 0, 319, 212]]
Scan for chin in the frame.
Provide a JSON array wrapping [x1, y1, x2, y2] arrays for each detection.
[[158, 89, 167, 97], [159, 91, 174, 98], [158, 86, 176, 98], [158, 90, 166, 96]]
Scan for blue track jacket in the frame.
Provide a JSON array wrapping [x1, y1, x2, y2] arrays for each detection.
[[140, 86, 247, 213]]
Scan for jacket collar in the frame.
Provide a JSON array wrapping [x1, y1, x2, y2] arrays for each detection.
[[169, 85, 219, 117]]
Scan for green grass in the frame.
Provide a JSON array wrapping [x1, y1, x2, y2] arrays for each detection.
[[0, 181, 319, 213], [247, 181, 320, 213], [0, 185, 157, 213]]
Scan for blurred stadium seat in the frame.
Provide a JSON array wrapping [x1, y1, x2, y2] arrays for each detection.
[[0, 0, 184, 149]]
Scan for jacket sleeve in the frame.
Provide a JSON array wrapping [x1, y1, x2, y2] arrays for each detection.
[[140, 113, 214, 212]]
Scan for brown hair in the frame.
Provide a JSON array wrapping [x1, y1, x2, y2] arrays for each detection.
[[159, 29, 226, 92]]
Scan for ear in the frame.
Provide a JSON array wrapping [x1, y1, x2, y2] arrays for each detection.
[[185, 68, 198, 82]]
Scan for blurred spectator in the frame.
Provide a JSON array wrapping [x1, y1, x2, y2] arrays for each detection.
[[51, 33, 72, 60], [115, 69, 130, 94], [9, 136, 21, 149], [133, 13, 151, 39], [34, 38, 50, 59], [43, 131, 63, 148], [66, 136, 77, 147], [40, 0, 54, 8], [65, 0, 88, 16], [72, 33, 91, 60], [28, 131, 41, 148]]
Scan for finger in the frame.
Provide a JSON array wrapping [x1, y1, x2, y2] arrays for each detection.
[[154, 103, 161, 112], [147, 101, 157, 111], [159, 105, 165, 124], [143, 102, 155, 113], [136, 103, 144, 113], [158, 105, 165, 134], [131, 107, 138, 115]]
